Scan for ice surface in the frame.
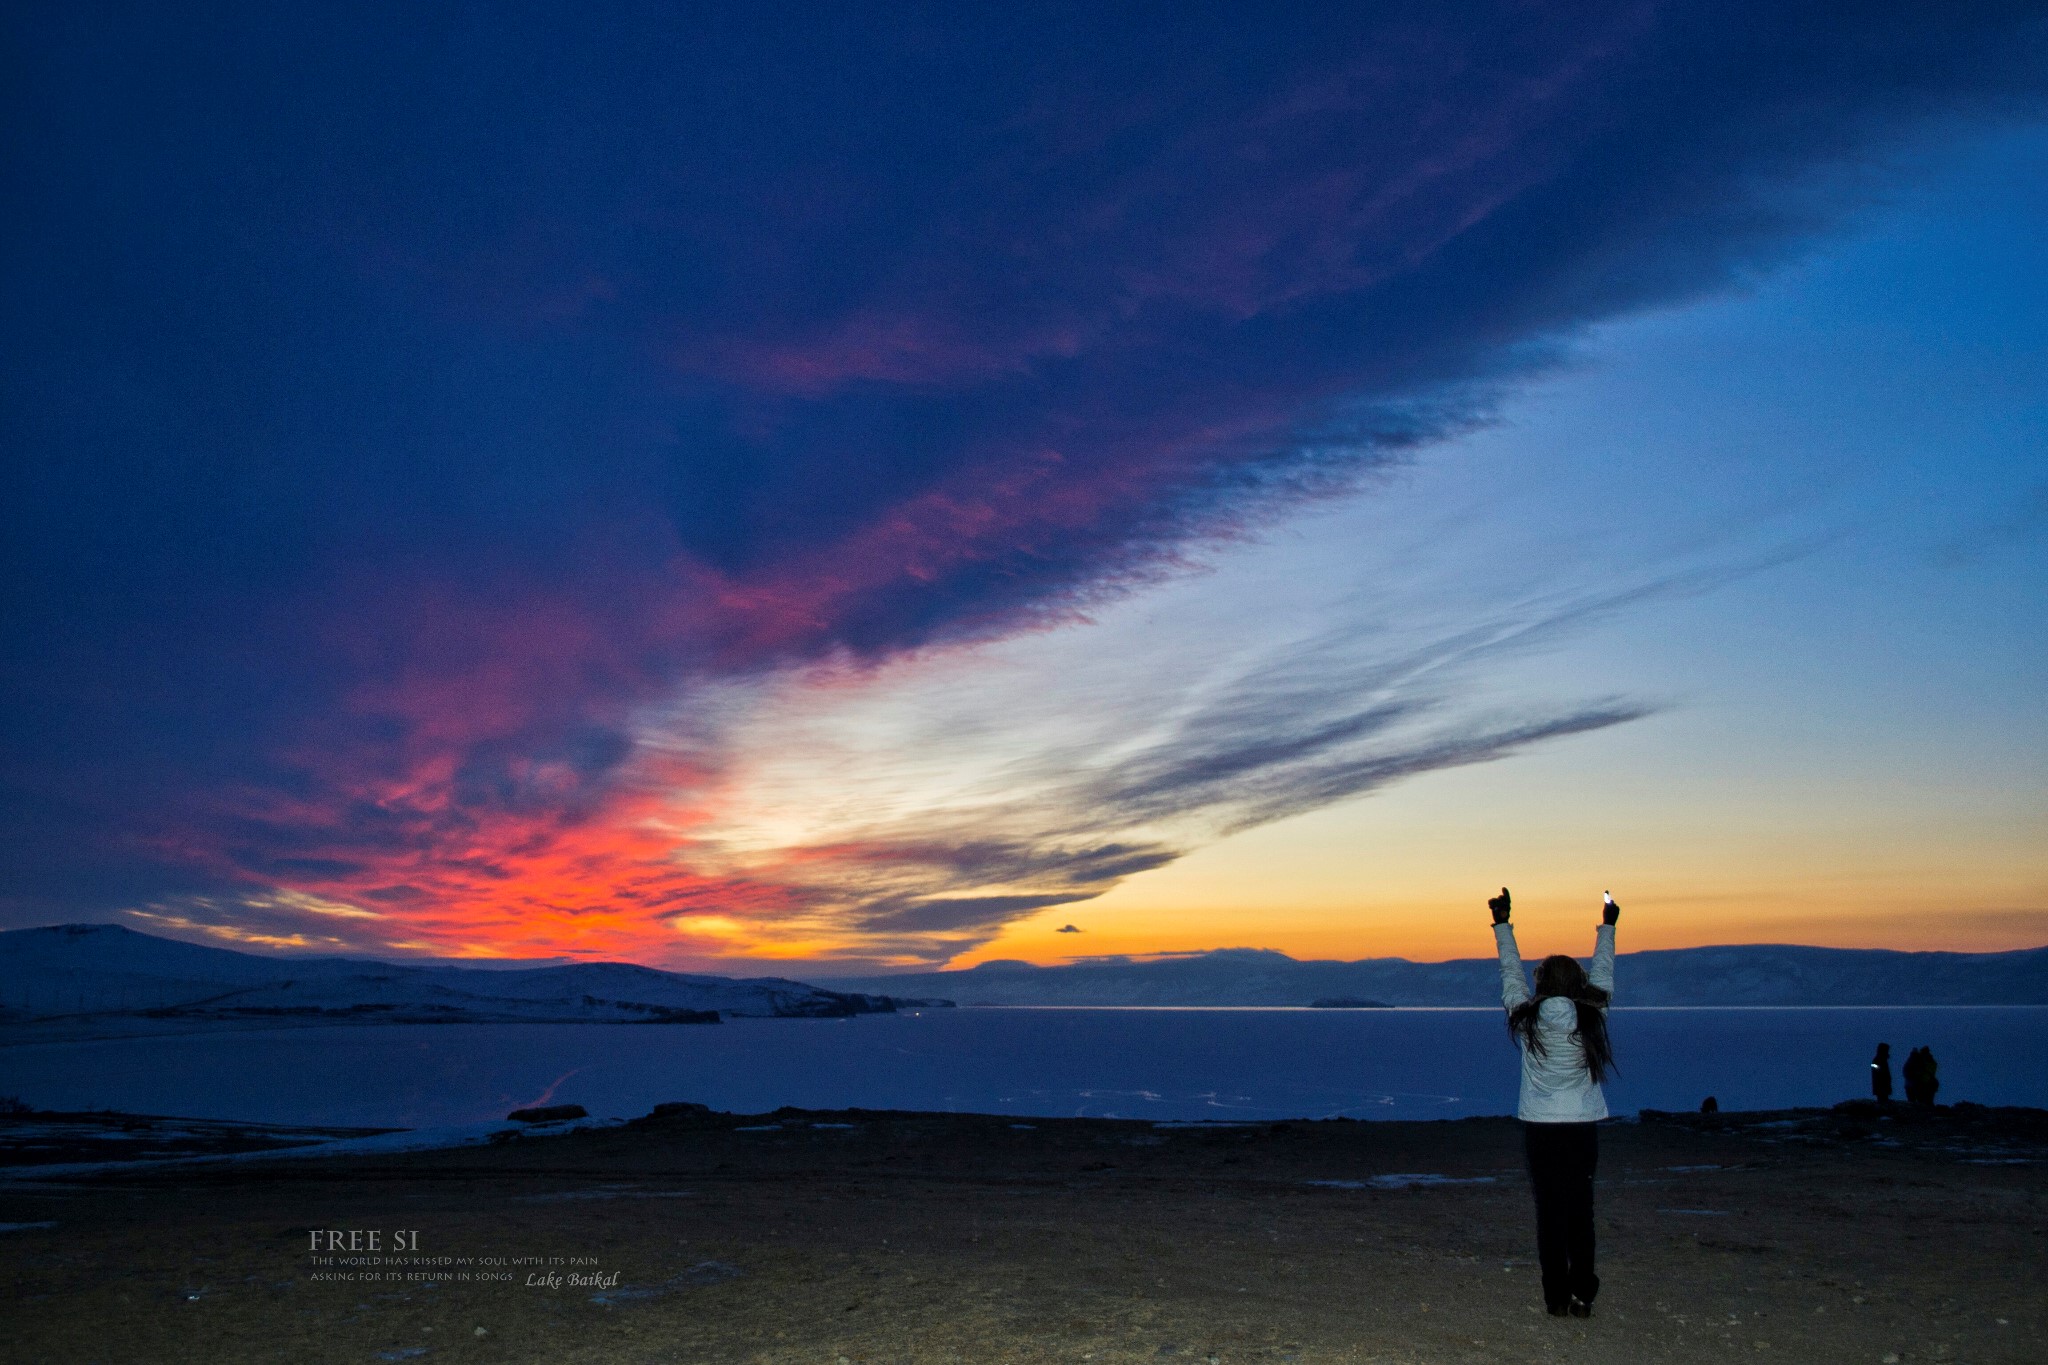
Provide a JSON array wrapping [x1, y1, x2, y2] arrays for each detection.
[[4, 1006, 2042, 1130]]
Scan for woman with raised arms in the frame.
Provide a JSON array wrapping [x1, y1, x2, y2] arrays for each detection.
[[1489, 886, 1619, 1319]]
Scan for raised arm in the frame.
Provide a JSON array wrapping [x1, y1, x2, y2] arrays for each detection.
[[1588, 892, 1618, 998], [1491, 887, 1529, 1010]]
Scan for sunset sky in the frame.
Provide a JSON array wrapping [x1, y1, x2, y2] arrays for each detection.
[[4, 2, 2044, 971]]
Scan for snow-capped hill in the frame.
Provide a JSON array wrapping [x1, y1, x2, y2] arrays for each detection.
[[409, 961, 879, 1017], [0, 924, 942, 1025], [142, 973, 724, 1024], [0, 924, 364, 1018], [1, 923, 355, 983]]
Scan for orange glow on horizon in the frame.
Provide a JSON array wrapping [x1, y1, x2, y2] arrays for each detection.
[[131, 566, 2043, 973], [943, 896, 2048, 970]]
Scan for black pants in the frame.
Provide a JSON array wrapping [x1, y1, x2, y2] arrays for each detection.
[[1522, 1121, 1599, 1309]]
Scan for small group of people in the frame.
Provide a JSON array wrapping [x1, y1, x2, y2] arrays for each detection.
[[1869, 1042, 1942, 1105]]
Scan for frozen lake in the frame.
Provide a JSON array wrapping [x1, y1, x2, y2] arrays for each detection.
[[5, 1006, 2044, 1128]]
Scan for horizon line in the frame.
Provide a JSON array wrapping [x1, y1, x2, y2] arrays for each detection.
[[8, 920, 2045, 977]]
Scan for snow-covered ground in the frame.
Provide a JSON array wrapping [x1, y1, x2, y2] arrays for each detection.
[[0, 1112, 620, 1184]]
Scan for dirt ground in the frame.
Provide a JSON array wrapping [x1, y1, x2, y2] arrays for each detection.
[[3, 1103, 2044, 1365]]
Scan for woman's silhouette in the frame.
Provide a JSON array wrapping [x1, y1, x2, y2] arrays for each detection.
[[1491, 886, 1618, 1318]]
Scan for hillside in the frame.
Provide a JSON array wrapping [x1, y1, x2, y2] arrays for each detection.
[[0, 924, 944, 1025], [815, 942, 2048, 1007]]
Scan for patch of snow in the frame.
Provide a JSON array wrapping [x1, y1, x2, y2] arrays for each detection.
[[518, 1187, 695, 1201], [1363, 1173, 1496, 1190], [0, 1117, 621, 1183], [1303, 1174, 1496, 1190], [589, 1260, 742, 1306]]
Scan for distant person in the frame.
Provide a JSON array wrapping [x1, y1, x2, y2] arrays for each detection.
[[1870, 1043, 1893, 1103], [1903, 1047, 1941, 1106], [1491, 886, 1618, 1319]]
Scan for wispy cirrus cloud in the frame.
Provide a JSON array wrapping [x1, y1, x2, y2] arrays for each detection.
[[590, 553, 1787, 968]]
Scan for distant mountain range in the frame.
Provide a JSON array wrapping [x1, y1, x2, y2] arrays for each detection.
[[7, 926, 2041, 1027], [0, 924, 946, 1026], [817, 943, 2048, 1007]]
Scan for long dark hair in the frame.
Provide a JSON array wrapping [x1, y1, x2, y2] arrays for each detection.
[[1508, 954, 1615, 1083]]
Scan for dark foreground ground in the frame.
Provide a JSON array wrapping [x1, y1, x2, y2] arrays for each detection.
[[3, 1102, 2045, 1365]]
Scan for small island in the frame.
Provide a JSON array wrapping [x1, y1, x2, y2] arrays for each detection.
[[1306, 996, 1392, 1009]]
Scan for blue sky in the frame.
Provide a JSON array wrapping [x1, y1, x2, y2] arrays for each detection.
[[679, 123, 2048, 967]]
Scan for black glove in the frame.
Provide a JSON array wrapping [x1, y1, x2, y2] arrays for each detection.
[[1488, 887, 1511, 925], [1603, 894, 1621, 926]]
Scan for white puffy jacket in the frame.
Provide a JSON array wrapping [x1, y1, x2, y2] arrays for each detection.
[[1495, 922, 1616, 1123]]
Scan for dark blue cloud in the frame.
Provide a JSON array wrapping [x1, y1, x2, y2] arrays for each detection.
[[2, 0, 2044, 930]]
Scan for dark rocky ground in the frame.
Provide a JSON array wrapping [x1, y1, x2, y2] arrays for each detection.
[[3, 1102, 2044, 1365]]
